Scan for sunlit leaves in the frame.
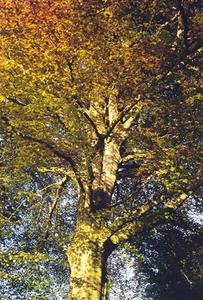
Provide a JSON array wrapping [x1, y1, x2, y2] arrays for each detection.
[[0, 1, 202, 297]]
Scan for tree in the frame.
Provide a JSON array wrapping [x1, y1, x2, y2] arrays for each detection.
[[131, 217, 203, 300], [0, 0, 202, 298], [107, 210, 203, 300]]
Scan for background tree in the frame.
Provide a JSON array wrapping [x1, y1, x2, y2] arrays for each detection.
[[0, 0, 202, 299], [107, 209, 203, 300], [132, 214, 203, 300]]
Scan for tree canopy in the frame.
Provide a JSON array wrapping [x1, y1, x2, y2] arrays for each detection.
[[0, 0, 202, 299]]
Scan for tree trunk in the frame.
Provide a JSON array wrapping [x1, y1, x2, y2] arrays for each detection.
[[67, 219, 111, 300]]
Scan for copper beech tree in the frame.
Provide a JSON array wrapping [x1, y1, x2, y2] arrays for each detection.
[[0, 1, 202, 299]]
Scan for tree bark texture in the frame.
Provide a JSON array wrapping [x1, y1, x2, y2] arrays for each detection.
[[67, 217, 112, 300], [68, 242, 103, 299], [67, 103, 129, 299]]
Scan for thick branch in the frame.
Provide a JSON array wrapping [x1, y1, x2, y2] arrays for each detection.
[[37, 166, 79, 188], [67, 60, 103, 139], [6, 96, 27, 106], [156, 12, 180, 35], [109, 192, 189, 245], [108, 89, 119, 126], [121, 150, 155, 163], [2, 115, 74, 163], [1, 115, 85, 193], [105, 95, 141, 139], [176, 0, 189, 50], [76, 99, 103, 140], [43, 175, 69, 242]]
